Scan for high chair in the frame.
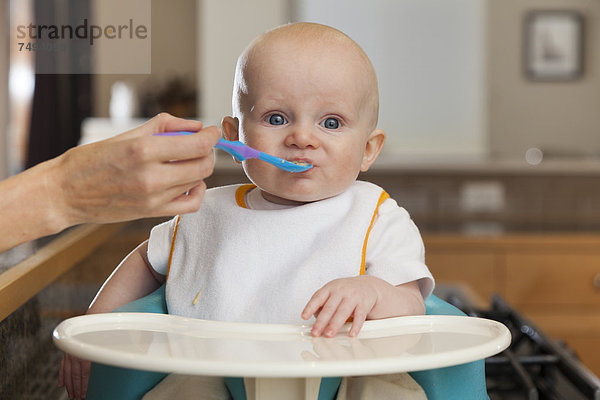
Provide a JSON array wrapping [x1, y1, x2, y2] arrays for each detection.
[[85, 286, 489, 399]]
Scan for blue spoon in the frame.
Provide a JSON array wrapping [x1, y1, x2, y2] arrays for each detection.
[[155, 131, 313, 173]]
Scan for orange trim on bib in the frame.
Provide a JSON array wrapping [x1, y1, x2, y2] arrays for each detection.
[[360, 191, 390, 275], [235, 184, 257, 209], [166, 215, 181, 279]]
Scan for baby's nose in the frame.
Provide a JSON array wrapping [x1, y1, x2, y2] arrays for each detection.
[[285, 126, 320, 149]]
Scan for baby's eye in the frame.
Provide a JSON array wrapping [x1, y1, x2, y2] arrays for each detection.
[[267, 114, 287, 126], [321, 117, 341, 130]]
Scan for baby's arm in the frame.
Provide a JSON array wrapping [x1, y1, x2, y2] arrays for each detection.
[[302, 276, 425, 338], [59, 240, 165, 399], [303, 196, 432, 338], [87, 240, 165, 313]]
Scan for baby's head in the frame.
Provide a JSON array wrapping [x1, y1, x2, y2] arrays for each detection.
[[222, 22, 385, 205]]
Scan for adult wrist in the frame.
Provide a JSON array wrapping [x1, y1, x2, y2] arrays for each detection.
[[40, 153, 79, 234]]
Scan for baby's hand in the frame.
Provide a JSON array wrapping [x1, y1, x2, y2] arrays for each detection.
[[302, 276, 379, 338], [59, 352, 91, 399]]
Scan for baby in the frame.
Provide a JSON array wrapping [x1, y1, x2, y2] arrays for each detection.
[[60, 22, 434, 399]]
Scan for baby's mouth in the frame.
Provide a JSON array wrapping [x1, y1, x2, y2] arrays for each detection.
[[286, 157, 314, 168], [290, 161, 311, 167]]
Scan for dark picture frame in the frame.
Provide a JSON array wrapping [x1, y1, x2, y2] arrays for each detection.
[[524, 10, 584, 81]]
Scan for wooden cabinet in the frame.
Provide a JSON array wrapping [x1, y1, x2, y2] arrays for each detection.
[[423, 234, 600, 376], [506, 252, 600, 307], [504, 243, 600, 376], [424, 250, 498, 300]]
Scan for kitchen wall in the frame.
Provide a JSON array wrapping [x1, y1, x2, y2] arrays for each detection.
[[489, 0, 600, 158]]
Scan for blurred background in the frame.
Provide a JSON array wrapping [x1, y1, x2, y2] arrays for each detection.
[[1, 0, 600, 399], [3, 0, 599, 173], [3, 0, 600, 231]]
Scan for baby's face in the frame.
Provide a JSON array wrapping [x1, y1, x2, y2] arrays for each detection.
[[227, 35, 383, 204]]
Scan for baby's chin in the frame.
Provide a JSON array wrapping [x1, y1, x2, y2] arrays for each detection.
[[261, 188, 346, 205]]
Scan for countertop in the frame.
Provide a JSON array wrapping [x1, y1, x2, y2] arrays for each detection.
[[213, 151, 600, 176], [369, 153, 600, 176], [0, 223, 126, 321]]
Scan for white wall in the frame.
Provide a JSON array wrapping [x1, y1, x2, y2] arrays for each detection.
[[197, 0, 290, 122], [198, 0, 488, 157], [294, 0, 488, 157]]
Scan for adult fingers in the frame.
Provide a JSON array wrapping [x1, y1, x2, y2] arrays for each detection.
[[105, 148, 214, 203], [152, 126, 221, 162], [148, 181, 208, 216], [115, 113, 204, 140], [114, 155, 213, 203], [120, 126, 221, 165], [156, 113, 205, 135], [153, 150, 216, 188]]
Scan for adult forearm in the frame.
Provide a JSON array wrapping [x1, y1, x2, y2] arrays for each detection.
[[0, 115, 220, 253], [0, 156, 69, 252]]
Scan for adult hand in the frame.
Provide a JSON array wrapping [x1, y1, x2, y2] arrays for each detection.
[[52, 113, 221, 226], [0, 113, 221, 252]]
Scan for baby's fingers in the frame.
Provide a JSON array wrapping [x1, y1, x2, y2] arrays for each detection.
[[71, 358, 83, 397], [59, 353, 91, 399], [58, 355, 65, 387], [349, 306, 369, 337], [302, 288, 330, 320], [80, 360, 91, 398], [320, 300, 358, 337], [310, 296, 342, 337], [61, 354, 74, 398], [72, 358, 91, 399]]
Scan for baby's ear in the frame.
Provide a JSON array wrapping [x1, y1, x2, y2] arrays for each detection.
[[360, 129, 385, 172], [221, 116, 240, 141]]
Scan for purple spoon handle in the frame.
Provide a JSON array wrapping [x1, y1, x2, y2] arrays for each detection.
[[214, 139, 261, 161]]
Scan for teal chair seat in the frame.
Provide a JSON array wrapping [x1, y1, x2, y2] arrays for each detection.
[[86, 286, 169, 400], [411, 294, 489, 400], [86, 286, 488, 399]]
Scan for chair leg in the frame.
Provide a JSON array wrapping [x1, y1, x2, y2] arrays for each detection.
[[244, 377, 321, 400]]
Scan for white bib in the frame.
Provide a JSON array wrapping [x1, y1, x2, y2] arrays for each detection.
[[166, 181, 387, 324]]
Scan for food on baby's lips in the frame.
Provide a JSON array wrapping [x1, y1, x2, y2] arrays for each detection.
[[290, 161, 310, 166]]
